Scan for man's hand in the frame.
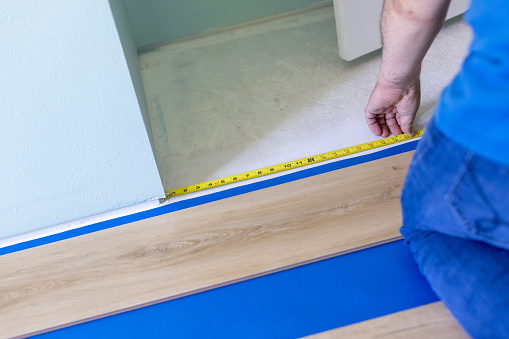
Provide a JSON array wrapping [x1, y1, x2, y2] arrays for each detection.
[[364, 0, 451, 137], [365, 79, 421, 137]]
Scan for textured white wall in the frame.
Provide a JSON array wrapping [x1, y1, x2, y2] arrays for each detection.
[[0, 0, 165, 239], [108, 0, 155, 153]]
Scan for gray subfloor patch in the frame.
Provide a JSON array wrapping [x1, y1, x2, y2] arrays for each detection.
[[139, 6, 471, 199]]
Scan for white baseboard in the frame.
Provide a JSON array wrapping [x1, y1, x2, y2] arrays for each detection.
[[0, 198, 162, 249]]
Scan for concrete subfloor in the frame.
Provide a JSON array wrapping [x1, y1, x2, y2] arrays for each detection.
[[139, 5, 471, 202]]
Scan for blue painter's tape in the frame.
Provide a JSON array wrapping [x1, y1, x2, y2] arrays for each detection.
[[31, 240, 438, 339], [1, 140, 418, 256]]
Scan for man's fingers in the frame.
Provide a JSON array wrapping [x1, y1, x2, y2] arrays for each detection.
[[366, 119, 383, 136], [365, 110, 382, 136], [386, 116, 403, 136], [376, 117, 391, 137], [380, 125, 390, 138]]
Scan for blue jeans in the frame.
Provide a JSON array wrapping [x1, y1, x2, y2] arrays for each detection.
[[400, 119, 509, 338]]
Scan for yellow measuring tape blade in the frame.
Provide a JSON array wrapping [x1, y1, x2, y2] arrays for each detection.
[[166, 129, 423, 197]]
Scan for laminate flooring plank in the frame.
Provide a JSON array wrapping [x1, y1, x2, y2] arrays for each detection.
[[0, 152, 412, 338], [306, 302, 469, 338]]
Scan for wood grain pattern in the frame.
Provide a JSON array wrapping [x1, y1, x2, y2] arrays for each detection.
[[306, 302, 469, 338], [0, 152, 412, 338]]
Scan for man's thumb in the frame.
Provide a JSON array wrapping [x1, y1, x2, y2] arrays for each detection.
[[401, 119, 414, 137]]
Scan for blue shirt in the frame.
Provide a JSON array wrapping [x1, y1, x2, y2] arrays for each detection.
[[434, 0, 509, 166]]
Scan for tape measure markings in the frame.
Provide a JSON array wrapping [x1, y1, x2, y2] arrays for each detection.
[[166, 130, 423, 197]]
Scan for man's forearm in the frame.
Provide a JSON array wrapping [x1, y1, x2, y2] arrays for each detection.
[[379, 0, 452, 89]]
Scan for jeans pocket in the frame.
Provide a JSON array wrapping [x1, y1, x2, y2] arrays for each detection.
[[446, 153, 509, 250]]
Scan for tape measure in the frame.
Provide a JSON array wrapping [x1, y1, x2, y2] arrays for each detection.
[[165, 129, 423, 197]]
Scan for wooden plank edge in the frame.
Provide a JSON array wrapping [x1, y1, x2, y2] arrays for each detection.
[[17, 236, 403, 339]]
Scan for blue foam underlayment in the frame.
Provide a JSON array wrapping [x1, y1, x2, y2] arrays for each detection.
[[32, 240, 438, 339], [16, 140, 435, 338], [1, 140, 418, 256]]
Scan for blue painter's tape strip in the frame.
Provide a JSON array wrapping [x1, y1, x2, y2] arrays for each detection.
[[1, 140, 418, 256], [31, 240, 438, 339]]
